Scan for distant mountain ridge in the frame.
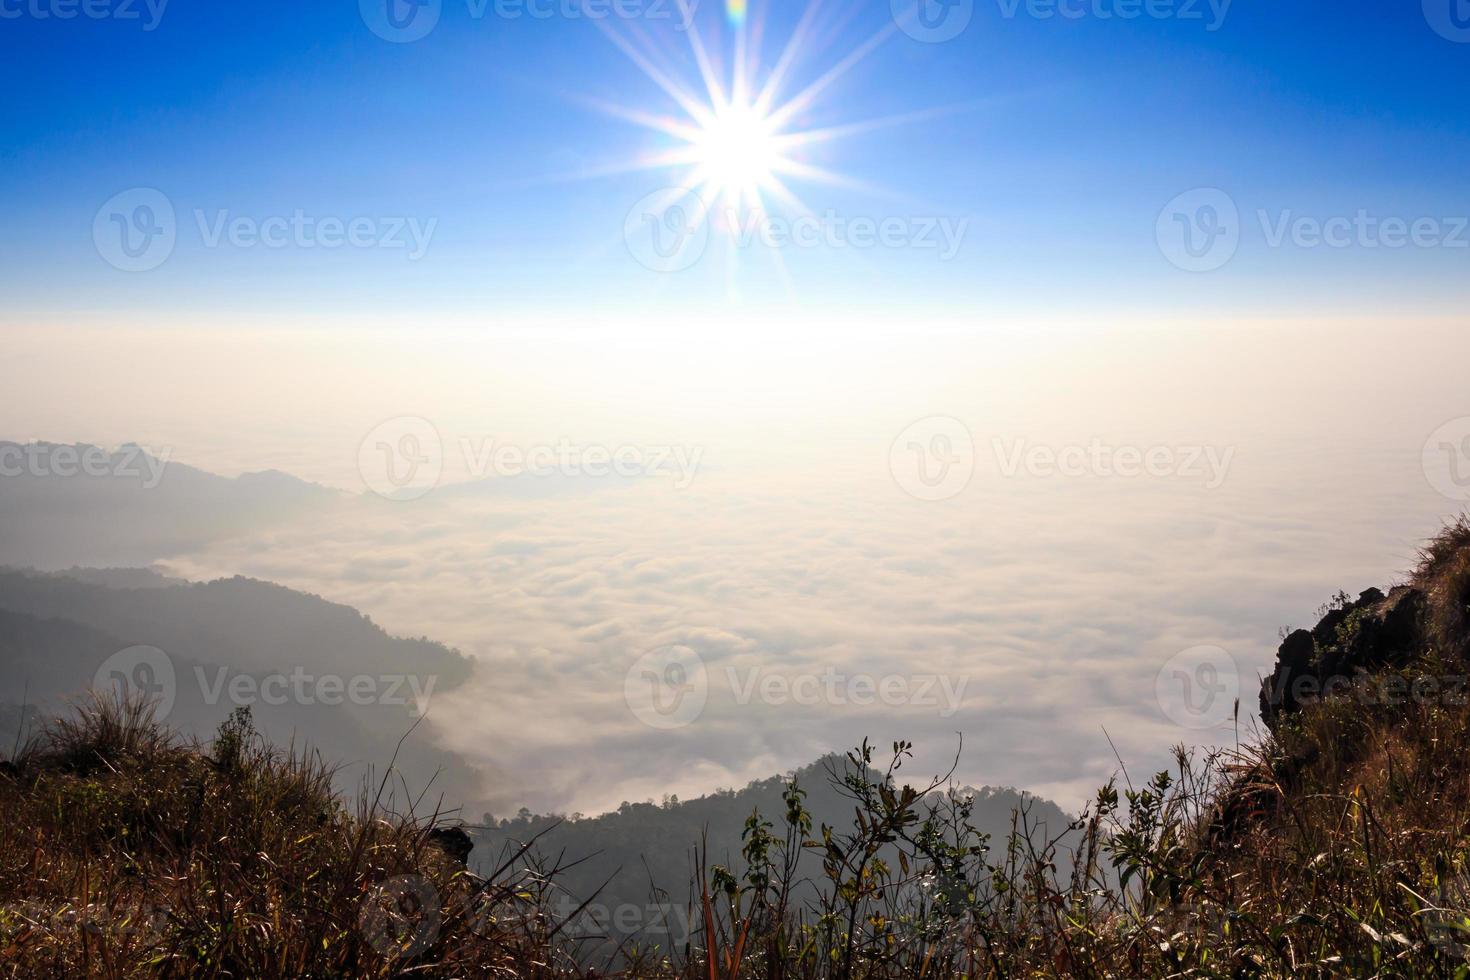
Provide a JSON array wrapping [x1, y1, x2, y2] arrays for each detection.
[[0, 438, 665, 567], [0, 568, 470, 685], [0, 441, 337, 569]]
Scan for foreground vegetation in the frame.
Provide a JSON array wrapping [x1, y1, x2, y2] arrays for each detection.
[[3, 519, 1470, 977]]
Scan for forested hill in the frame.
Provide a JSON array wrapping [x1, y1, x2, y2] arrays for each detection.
[[470, 751, 1072, 947]]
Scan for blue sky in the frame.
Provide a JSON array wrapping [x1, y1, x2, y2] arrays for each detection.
[[2, 0, 1468, 325]]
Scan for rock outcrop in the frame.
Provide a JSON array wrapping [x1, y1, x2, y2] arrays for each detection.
[[427, 825, 475, 867], [1259, 586, 1425, 728], [1259, 517, 1470, 730]]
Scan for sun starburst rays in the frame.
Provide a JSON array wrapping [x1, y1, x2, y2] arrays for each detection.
[[566, 0, 945, 280]]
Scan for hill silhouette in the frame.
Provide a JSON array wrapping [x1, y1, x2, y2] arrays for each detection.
[[0, 442, 335, 569], [0, 567, 479, 806]]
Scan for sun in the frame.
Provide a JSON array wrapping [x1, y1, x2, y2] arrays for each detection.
[[689, 99, 784, 209], [574, 0, 935, 260]]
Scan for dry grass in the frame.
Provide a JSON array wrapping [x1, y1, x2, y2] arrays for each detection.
[[1417, 515, 1470, 661], [0, 699, 543, 978]]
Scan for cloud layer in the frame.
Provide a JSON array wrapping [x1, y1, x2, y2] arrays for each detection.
[[157, 444, 1455, 817]]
